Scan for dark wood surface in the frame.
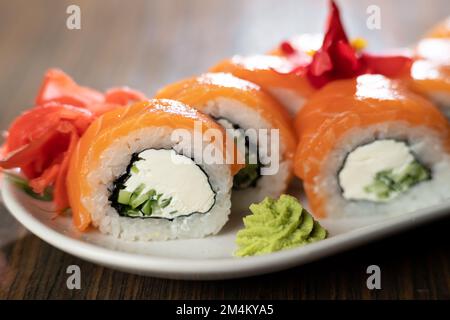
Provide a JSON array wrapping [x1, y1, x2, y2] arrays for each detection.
[[0, 0, 449, 300]]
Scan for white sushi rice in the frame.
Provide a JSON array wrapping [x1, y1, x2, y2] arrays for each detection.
[[202, 97, 292, 213], [312, 122, 450, 218], [83, 126, 232, 241]]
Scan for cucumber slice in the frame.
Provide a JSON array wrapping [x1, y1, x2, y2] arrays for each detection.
[[126, 209, 142, 217], [131, 165, 139, 174], [131, 193, 149, 209], [117, 190, 133, 205], [133, 183, 146, 195], [129, 185, 154, 209], [141, 200, 153, 216], [148, 189, 156, 199], [160, 197, 172, 208]]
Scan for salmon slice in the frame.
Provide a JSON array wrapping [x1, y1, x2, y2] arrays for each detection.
[[425, 17, 450, 39], [409, 34, 450, 112], [209, 56, 315, 115], [210, 55, 314, 95], [294, 75, 450, 218], [415, 38, 450, 64], [155, 72, 297, 161], [66, 99, 239, 231], [410, 60, 450, 95]]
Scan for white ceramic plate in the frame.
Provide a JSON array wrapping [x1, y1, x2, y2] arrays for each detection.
[[2, 178, 450, 280]]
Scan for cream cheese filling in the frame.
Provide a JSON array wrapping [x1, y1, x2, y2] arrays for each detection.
[[119, 149, 215, 218], [338, 140, 429, 202]]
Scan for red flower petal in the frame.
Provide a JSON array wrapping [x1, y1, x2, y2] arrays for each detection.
[[310, 50, 333, 76], [334, 40, 362, 75], [361, 53, 413, 78], [280, 41, 296, 55], [306, 0, 362, 87], [277, 0, 412, 88]]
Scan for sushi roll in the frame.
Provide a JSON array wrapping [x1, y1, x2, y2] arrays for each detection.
[[209, 55, 315, 116], [415, 37, 450, 65], [294, 74, 450, 218], [409, 60, 450, 118], [155, 72, 297, 213], [424, 16, 450, 39], [409, 23, 450, 118], [208, 32, 322, 116], [66, 99, 240, 240]]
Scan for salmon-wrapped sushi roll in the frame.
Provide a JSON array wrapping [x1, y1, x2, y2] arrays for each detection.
[[295, 74, 450, 218], [410, 60, 450, 118], [156, 73, 297, 212], [424, 16, 450, 39], [410, 20, 450, 118], [67, 99, 240, 240], [415, 36, 450, 64], [210, 55, 315, 116]]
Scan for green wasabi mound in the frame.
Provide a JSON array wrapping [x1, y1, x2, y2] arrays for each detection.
[[235, 195, 327, 257]]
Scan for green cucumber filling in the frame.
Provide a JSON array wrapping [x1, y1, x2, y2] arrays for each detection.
[[338, 139, 431, 202], [215, 117, 262, 189], [109, 149, 215, 219], [364, 161, 430, 200]]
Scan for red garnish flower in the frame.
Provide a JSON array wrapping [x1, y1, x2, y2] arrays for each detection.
[[280, 0, 412, 88], [1, 69, 147, 211]]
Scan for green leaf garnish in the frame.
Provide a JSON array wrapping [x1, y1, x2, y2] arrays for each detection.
[[4, 172, 53, 201]]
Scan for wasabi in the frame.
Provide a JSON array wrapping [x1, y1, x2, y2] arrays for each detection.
[[235, 195, 327, 257]]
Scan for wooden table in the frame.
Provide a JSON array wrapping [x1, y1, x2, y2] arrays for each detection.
[[0, 0, 449, 299]]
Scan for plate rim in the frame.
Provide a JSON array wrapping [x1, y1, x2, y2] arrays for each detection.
[[2, 179, 450, 280]]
